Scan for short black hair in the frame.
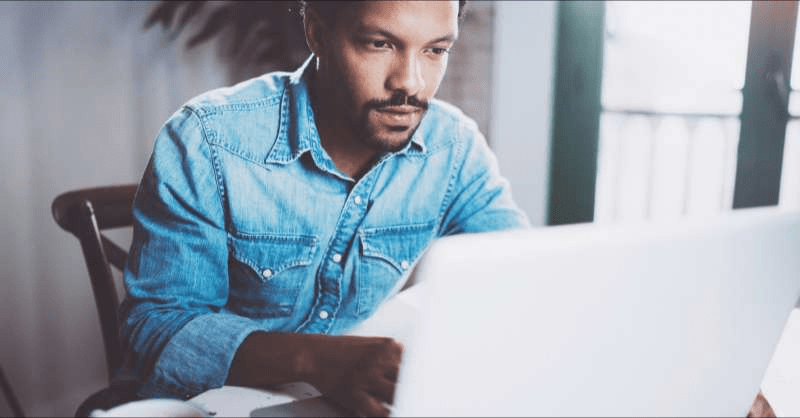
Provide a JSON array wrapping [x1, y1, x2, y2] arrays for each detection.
[[299, 0, 468, 27]]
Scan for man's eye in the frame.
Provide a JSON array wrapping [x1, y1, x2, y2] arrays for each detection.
[[428, 47, 450, 56], [370, 40, 390, 49]]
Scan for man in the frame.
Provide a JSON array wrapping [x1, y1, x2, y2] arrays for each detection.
[[120, 1, 529, 416]]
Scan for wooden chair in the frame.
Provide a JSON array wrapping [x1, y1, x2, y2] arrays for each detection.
[[51, 184, 138, 381]]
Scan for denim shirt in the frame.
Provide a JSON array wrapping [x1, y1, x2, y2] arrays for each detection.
[[120, 56, 530, 399]]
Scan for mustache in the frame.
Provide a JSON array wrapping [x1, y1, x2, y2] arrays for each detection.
[[365, 93, 429, 111]]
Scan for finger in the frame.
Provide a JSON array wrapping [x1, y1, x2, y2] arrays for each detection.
[[387, 338, 404, 357], [367, 374, 397, 405], [375, 338, 404, 358], [382, 361, 400, 382], [375, 340, 403, 381], [353, 390, 391, 417]]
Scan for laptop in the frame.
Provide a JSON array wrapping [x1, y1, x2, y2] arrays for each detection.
[[391, 207, 800, 416]]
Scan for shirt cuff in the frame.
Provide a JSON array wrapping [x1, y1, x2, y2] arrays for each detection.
[[137, 313, 264, 399]]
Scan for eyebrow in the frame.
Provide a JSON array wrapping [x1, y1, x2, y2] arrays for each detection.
[[356, 25, 458, 45]]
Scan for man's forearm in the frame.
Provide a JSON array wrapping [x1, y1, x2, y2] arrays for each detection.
[[226, 331, 317, 387]]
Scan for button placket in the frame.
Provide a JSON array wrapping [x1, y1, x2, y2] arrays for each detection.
[[300, 168, 382, 334]]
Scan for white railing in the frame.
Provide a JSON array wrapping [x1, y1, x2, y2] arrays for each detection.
[[594, 112, 740, 223], [595, 111, 800, 224]]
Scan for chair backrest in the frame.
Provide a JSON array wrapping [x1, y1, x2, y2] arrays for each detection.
[[51, 184, 138, 381]]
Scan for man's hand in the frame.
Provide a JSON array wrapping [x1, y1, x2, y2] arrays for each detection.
[[302, 335, 403, 417], [228, 332, 403, 417]]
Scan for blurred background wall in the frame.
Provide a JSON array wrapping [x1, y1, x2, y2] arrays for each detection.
[[0, 2, 228, 415], [0, 1, 556, 415]]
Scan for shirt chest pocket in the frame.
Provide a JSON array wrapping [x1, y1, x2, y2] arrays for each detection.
[[228, 234, 318, 318], [356, 222, 436, 316]]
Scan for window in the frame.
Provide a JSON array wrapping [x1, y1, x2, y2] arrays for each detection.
[[548, 1, 799, 225], [595, 1, 751, 223]]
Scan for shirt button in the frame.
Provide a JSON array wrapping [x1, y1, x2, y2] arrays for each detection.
[[319, 310, 329, 320], [354, 195, 363, 205], [332, 253, 342, 263], [261, 269, 273, 278], [401, 260, 410, 270]]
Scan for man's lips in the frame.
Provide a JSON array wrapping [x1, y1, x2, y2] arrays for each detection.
[[375, 105, 423, 114], [373, 105, 422, 127]]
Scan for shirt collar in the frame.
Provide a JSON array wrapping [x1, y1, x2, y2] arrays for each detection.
[[264, 55, 317, 165]]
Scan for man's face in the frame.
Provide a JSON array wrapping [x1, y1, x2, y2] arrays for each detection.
[[316, 1, 460, 152]]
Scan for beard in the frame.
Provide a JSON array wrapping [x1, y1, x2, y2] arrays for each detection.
[[329, 70, 429, 152], [352, 93, 429, 153]]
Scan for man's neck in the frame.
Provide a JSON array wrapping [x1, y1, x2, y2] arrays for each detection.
[[310, 74, 380, 180]]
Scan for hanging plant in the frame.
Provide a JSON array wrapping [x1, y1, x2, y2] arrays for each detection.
[[143, 1, 309, 82]]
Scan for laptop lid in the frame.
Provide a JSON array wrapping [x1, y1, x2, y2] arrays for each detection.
[[392, 207, 800, 416]]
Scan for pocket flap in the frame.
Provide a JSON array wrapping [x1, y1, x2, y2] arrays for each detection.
[[230, 234, 317, 277], [358, 222, 436, 272]]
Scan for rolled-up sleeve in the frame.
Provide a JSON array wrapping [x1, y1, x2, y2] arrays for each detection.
[[439, 120, 531, 235], [120, 107, 264, 399]]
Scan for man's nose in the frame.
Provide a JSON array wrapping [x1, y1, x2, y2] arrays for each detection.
[[387, 53, 425, 98]]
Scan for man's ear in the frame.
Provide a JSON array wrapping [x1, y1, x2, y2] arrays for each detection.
[[303, 9, 326, 57]]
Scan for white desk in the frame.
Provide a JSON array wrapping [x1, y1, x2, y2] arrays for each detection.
[[189, 383, 326, 417]]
